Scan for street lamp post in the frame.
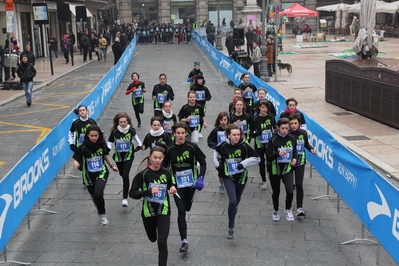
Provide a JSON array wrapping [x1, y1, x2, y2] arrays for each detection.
[[215, 0, 223, 50], [259, 0, 269, 81]]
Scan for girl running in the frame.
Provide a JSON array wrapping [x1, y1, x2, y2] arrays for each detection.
[[126, 72, 146, 127], [107, 112, 142, 207], [129, 146, 177, 266], [152, 73, 175, 117], [68, 105, 97, 151], [190, 75, 211, 139], [214, 124, 260, 239], [165, 122, 207, 252], [266, 118, 298, 222], [230, 99, 251, 142], [178, 90, 207, 144], [238, 73, 257, 116], [289, 113, 316, 217], [279, 97, 307, 130], [142, 117, 173, 150], [73, 125, 118, 226], [161, 101, 177, 137], [252, 88, 276, 117], [250, 101, 276, 190], [207, 111, 230, 194]]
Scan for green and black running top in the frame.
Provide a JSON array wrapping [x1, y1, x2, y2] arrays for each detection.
[[68, 117, 97, 148], [214, 138, 260, 184], [142, 129, 173, 150], [250, 114, 276, 149], [107, 127, 142, 162], [129, 166, 174, 217], [207, 126, 227, 149], [161, 112, 177, 135], [190, 84, 212, 110], [230, 113, 251, 140], [72, 139, 109, 186], [126, 81, 145, 105], [178, 103, 205, 133], [165, 141, 207, 187], [151, 83, 174, 111], [266, 133, 298, 176], [289, 128, 314, 167], [238, 82, 257, 107]]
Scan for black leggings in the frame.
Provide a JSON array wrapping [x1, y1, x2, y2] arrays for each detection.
[[255, 145, 267, 182], [270, 172, 294, 211], [293, 165, 305, 208], [143, 215, 170, 266], [116, 160, 133, 199], [173, 187, 196, 240], [224, 178, 246, 229], [133, 103, 144, 124], [86, 178, 107, 215]]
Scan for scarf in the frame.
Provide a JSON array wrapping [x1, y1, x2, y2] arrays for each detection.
[[133, 80, 140, 85], [162, 109, 174, 119], [242, 82, 249, 86], [285, 107, 297, 114], [150, 127, 164, 137], [278, 132, 288, 138], [79, 116, 89, 122], [83, 138, 106, 151], [117, 124, 130, 134]]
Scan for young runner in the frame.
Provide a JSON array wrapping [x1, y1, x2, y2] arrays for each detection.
[[238, 73, 257, 116], [230, 99, 251, 142], [152, 73, 175, 117], [165, 122, 207, 252], [279, 97, 307, 130], [252, 88, 276, 117], [107, 112, 142, 207], [190, 75, 211, 139], [142, 117, 173, 150], [73, 125, 118, 226], [161, 101, 177, 137], [68, 105, 97, 151], [214, 124, 260, 239], [125, 72, 146, 127], [187, 62, 203, 88], [129, 146, 177, 266]]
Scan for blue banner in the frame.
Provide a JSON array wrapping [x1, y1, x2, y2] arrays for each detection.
[[193, 31, 399, 263], [0, 36, 137, 252]]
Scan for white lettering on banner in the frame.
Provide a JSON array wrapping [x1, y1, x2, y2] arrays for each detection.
[[234, 71, 243, 82], [200, 39, 206, 46], [211, 50, 218, 61], [87, 100, 95, 118], [0, 194, 12, 239], [307, 130, 334, 169], [265, 94, 281, 115], [219, 58, 233, 72], [101, 77, 113, 104], [337, 162, 357, 188], [116, 65, 122, 81], [13, 149, 50, 208], [52, 137, 66, 157], [206, 44, 211, 53]]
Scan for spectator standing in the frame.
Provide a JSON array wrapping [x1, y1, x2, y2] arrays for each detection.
[[77, 28, 83, 55], [225, 31, 235, 56], [61, 35, 71, 64], [112, 37, 123, 65], [266, 39, 274, 77], [80, 31, 90, 62], [16, 54, 36, 107], [89, 33, 99, 61], [251, 42, 261, 78], [48, 35, 58, 60], [245, 29, 254, 56], [98, 33, 108, 63]]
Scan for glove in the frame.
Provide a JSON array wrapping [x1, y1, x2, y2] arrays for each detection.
[[187, 77, 193, 82], [216, 165, 224, 177], [134, 146, 142, 152], [70, 144, 76, 151], [237, 164, 244, 170], [193, 177, 204, 191], [192, 75, 197, 80]]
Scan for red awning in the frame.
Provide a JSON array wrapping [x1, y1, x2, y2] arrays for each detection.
[[279, 3, 319, 17]]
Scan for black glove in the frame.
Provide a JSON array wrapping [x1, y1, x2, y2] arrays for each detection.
[[216, 165, 224, 177], [237, 164, 244, 170], [134, 146, 142, 152], [70, 144, 76, 151]]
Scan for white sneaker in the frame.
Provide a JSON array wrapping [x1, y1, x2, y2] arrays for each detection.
[[122, 199, 128, 207], [199, 133, 203, 139], [272, 210, 280, 222], [285, 209, 294, 222], [100, 214, 109, 226], [260, 182, 268, 190]]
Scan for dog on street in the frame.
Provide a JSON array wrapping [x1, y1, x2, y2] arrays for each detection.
[[277, 60, 292, 76]]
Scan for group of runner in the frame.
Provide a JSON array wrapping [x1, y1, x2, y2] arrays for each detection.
[[67, 61, 316, 266]]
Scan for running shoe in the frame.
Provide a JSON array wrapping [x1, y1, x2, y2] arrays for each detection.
[[272, 210, 280, 222], [219, 185, 225, 194], [199, 133, 203, 139], [179, 242, 189, 252], [100, 214, 109, 226], [285, 209, 294, 222], [227, 228, 234, 240], [297, 207, 305, 217], [122, 199, 128, 207], [260, 182, 268, 190]]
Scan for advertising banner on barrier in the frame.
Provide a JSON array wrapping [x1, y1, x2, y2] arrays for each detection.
[[192, 31, 399, 263], [0, 36, 137, 252]]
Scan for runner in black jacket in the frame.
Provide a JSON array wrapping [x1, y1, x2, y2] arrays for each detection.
[[68, 105, 97, 151], [125, 72, 146, 127], [152, 73, 174, 117]]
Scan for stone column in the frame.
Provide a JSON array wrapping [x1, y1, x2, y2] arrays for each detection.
[[240, 0, 262, 28], [159, 0, 171, 24], [259, 43, 270, 82]]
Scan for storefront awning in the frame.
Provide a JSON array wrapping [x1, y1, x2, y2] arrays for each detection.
[[68, 3, 93, 17]]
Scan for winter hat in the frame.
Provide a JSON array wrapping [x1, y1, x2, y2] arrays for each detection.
[[64, 35, 69, 38], [196, 75, 204, 80], [194, 62, 200, 67]]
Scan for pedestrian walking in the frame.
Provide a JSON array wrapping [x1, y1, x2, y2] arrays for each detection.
[[129, 146, 177, 266], [142, 117, 173, 151], [266, 118, 298, 222], [152, 73, 174, 117], [165, 122, 207, 252], [107, 112, 142, 207], [61, 35, 71, 64], [89, 33, 99, 61], [125, 72, 146, 127], [80, 31, 90, 62], [98, 33, 108, 62], [68, 105, 97, 151], [16, 54, 36, 107], [72, 125, 118, 226], [214, 123, 260, 239], [48, 35, 58, 60], [20, 45, 35, 65], [112, 37, 123, 65], [251, 42, 261, 78]]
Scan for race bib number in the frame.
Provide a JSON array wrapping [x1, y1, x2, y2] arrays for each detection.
[[116, 139, 130, 152], [86, 156, 103, 172], [217, 131, 227, 144], [239, 121, 247, 133], [133, 88, 143, 97], [277, 147, 293, 163], [189, 115, 200, 127], [79, 133, 85, 144], [146, 183, 167, 204], [259, 129, 272, 144], [176, 169, 194, 188], [243, 90, 253, 99], [157, 93, 167, 103], [163, 120, 174, 134], [226, 158, 244, 176], [297, 140, 305, 155], [196, 91, 205, 101]]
